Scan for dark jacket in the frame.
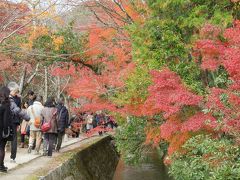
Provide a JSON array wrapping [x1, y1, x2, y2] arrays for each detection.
[[41, 107, 58, 133], [13, 96, 21, 108], [56, 104, 69, 133], [0, 102, 12, 140], [9, 96, 30, 125], [28, 99, 34, 106]]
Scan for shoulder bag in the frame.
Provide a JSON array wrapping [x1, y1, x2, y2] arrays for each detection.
[[31, 107, 41, 128]]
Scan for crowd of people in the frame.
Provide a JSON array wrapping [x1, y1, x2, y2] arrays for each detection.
[[69, 111, 118, 137], [0, 82, 69, 173], [0, 81, 118, 173]]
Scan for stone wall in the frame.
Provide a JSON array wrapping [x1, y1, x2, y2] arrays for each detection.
[[43, 136, 119, 180]]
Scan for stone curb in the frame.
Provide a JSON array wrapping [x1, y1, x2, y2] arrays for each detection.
[[6, 137, 88, 172]]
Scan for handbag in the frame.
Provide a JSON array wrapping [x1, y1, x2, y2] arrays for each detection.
[[41, 122, 51, 132], [41, 109, 57, 132], [2, 126, 13, 141], [31, 107, 41, 128], [20, 120, 28, 135]]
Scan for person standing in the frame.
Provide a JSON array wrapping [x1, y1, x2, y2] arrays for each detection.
[[27, 96, 44, 154], [27, 90, 36, 106], [0, 87, 13, 172], [19, 101, 29, 148], [13, 95, 21, 108], [27, 90, 36, 150], [86, 112, 93, 133], [8, 82, 30, 163], [55, 97, 69, 152], [41, 97, 58, 157]]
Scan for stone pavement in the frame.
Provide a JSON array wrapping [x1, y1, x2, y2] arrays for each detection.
[[0, 134, 105, 180], [4, 135, 87, 171]]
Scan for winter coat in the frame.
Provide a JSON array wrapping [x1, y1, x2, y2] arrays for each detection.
[[56, 104, 69, 133], [41, 107, 58, 134], [28, 99, 34, 106], [0, 102, 12, 140], [9, 96, 30, 125], [27, 101, 44, 131], [13, 96, 21, 108]]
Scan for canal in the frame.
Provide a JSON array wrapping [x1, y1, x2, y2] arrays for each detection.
[[113, 150, 172, 180]]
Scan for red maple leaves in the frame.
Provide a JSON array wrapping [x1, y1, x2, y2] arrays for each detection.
[[193, 21, 240, 138], [143, 69, 202, 118], [181, 112, 217, 133], [195, 21, 240, 90], [144, 21, 240, 156]]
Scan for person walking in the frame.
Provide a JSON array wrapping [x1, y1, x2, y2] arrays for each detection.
[[0, 87, 13, 172], [19, 101, 29, 148], [27, 90, 37, 150], [55, 97, 69, 152], [27, 95, 44, 154], [41, 97, 58, 157], [8, 82, 30, 163]]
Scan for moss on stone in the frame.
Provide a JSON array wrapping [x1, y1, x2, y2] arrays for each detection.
[[26, 136, 119, 180]]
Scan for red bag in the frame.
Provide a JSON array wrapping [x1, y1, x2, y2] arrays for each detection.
[[41, 122, 51, 132]]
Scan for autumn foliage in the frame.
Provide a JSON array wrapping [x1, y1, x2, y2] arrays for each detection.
[[0, 1, 30, 41], [143, 21, 240, 156], [2, 0, 240, 172], [58, 0, 240, 160], [63, 0, 145, 113], [142, 69, 217, 155], [194, 21, 240, 139], [142, 69, 202, 118]]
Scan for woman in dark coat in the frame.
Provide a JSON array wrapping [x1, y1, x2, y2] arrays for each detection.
[[55, 97, 69, 152], [41, 97, 58, 157], [0, 87, 12, 172]]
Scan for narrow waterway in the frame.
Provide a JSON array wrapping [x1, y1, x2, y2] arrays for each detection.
[[113, 151, 172, 180]]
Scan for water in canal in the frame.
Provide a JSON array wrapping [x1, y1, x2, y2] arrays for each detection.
[[113, 151, 172, 180]]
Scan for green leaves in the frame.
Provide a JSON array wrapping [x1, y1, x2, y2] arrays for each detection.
[[169, 135, 240, 180], [113, 66, 151, 106], [115, 116, 148, 165]]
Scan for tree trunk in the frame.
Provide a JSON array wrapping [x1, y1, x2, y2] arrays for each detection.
[[201, 69, 209, 88], [56, 76, 60, 99], [2, 71, 9, 86], [20, 63, 39, 94], [19, 65, 27, 95]]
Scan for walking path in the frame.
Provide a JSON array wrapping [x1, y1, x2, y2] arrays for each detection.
[[3, 135, 88, 171], [0, 135, 103, 180]]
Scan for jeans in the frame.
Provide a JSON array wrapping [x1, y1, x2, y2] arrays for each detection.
[[0, 139, 7, 166], [10, 124, 18, 160], [56, 131, 65, 151], [43, 133, 56, 156]]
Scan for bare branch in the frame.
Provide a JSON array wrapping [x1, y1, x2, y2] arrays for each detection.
[[0, 0, 59, 44]]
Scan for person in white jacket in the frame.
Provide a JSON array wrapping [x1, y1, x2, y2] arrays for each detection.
[[27, 95, 44, 154]]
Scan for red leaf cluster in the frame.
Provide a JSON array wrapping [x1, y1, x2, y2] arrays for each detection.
[[51, 63, 76, 77], [195, 21, 240, 137], [143, 69, 202, 118], [0, 1, 30, 39], [195, 21, 240, 90], [181, 112, 217, 133], [77, 102, 116, 113]]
